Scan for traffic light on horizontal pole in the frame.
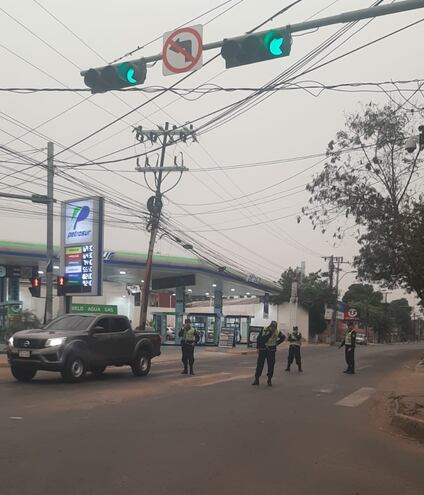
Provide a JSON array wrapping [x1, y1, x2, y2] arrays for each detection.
[[221, 30, 292, 68], [82, 59, 147, 93]]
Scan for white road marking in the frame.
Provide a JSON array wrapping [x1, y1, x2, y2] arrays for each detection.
[[9, 416, 22, 420], [336, 387, 376, 407], [196, 373, 251, 387], [357, 365, 373, 371]]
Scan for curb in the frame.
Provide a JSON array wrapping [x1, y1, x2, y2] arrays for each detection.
[[392, 396, 424, 443]]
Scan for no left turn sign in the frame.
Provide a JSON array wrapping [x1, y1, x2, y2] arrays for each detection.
[[162, 25, 203, 76]]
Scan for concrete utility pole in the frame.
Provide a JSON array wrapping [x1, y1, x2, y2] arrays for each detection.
[[323, 255, 345, 345], [0, 161, 55, 322], [82, 0, 424, 75], [45, 142, 54, 324], [137, 124, 191, 330]]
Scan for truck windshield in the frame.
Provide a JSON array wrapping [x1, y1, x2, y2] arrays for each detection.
[[44, 315, 96, 332]]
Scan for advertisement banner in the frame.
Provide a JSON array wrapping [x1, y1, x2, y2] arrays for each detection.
[[60, 197, 104, 296]]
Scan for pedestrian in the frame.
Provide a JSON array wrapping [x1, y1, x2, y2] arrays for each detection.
[[252, 321, 285, 387], [179, 318, 199, 375], [339, 321, 357, 374], [285, 326, 303, 372]]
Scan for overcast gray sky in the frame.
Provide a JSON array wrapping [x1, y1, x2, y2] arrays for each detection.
[[1, 0, 423, 301]]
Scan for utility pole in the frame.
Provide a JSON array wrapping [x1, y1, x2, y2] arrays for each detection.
[[45, 142, 54, 324], [137, 123, 192, 330], [323, 255, 346, 345]]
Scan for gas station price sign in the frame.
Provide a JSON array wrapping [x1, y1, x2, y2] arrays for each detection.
[[60, 197, 104, 296]]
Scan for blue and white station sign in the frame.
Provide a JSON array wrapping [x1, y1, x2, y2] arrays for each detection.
[[60, 196, 104, 296]]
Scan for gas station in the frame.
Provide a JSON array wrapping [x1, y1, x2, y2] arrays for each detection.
[[0, 240, 285, 346]]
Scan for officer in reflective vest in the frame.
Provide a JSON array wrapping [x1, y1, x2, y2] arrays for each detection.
[[252, 321, 285, 387], [179, 318, 199, 375], [339, 321, 357, 374], [285, 326, 303, 372]]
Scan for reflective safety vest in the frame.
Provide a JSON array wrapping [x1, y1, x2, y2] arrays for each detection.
[[183, 327, 196, 343], [264, 326, 278, 347], [345, 330, 354, 346], [288, 332, 302, 346]]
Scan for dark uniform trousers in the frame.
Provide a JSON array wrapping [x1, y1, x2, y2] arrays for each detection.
[[345, 346, 355, 372], [287, 345, 301, 369], [255, 348, 276, 380], [181, 343, 195, 371]]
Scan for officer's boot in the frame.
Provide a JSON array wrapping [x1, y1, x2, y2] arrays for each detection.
[[285, 366, 290, 372], [298, 364, 303, 372], [267, 378, 272, 387], [251, 377, 259, 385], [189, 366, 194, 376], [181, 367, 188, 374]]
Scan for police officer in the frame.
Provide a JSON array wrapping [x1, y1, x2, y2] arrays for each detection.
[[339, 321, 357, 374], [252, 321, 285, 387], [285, 326, 303, 372], [179, 318, 199, 375]]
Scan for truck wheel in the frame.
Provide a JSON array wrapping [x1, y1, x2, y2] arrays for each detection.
[[91, 366, 106, 376], [11, 365, 36, 382], [131, 350, 151, 377], [61, 355, 86, 383]]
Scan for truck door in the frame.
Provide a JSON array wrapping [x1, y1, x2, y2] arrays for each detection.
[[109, 317, 135, 361], [90, 317, 114, 365]]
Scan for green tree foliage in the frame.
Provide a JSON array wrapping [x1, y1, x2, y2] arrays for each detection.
[[388, 298, 411, 341], [342, 283, 413, 342], [274, 268, 332, 336], [303, 103, 424, 303]]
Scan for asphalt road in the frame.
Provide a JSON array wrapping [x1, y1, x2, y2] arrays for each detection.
[[1, 343, 423, 495]]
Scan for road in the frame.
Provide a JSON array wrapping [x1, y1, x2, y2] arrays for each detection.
[[0, 343, 423, 495]]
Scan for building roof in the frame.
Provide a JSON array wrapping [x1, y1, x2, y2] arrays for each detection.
[[0, 240, 283, 297]]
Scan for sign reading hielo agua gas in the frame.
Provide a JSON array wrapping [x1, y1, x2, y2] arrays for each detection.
[[60, 197, 104, 296]]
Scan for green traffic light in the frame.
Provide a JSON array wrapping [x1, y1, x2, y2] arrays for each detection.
[[126, 68, 137, 84], [269, 38, 284, 56], [264, 31, 285, 57], [118, 63, 138, 84]]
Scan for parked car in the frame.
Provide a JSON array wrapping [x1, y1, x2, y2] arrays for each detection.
[[7, 314, 161, 383], [356, 333, 368, 345], [166, 326, 175, 341]]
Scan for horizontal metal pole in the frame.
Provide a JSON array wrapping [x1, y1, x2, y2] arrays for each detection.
[[0, 192, 55, 203], [108, 0, 424, 68]]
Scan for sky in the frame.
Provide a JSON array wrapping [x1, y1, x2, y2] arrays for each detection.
[[1, 0, 423, 304]]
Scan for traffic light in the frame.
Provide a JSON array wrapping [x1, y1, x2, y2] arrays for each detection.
[[82, 59, 147, 93], [29, 277, 41, 298], [57, 276, 66, 296], [221, 30, 292, 69]]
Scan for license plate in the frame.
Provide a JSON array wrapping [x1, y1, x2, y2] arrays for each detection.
[[18, 350, 31, 358]]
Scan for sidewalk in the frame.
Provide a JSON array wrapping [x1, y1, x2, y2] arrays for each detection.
[[386, 354, 424, 444]]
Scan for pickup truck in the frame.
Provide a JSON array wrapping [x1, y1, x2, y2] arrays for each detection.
[[7, 314, 161, 383]]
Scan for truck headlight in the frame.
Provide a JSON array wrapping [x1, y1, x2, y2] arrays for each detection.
[[45, 337, 67, 347], [8, 336, 14, 347]]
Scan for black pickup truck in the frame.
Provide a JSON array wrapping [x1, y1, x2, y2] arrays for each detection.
[[7, 314, 161, 383]]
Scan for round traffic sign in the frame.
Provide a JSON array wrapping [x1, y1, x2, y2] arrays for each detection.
[[163, 26, 203, 75]]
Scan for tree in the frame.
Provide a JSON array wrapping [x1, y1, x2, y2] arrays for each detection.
[[342, 283, 394, 343], [303, 103, 424, 303], [342, 283, 383, 307], [388, 298, 411, 341], [274, 268, 332, 336]]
